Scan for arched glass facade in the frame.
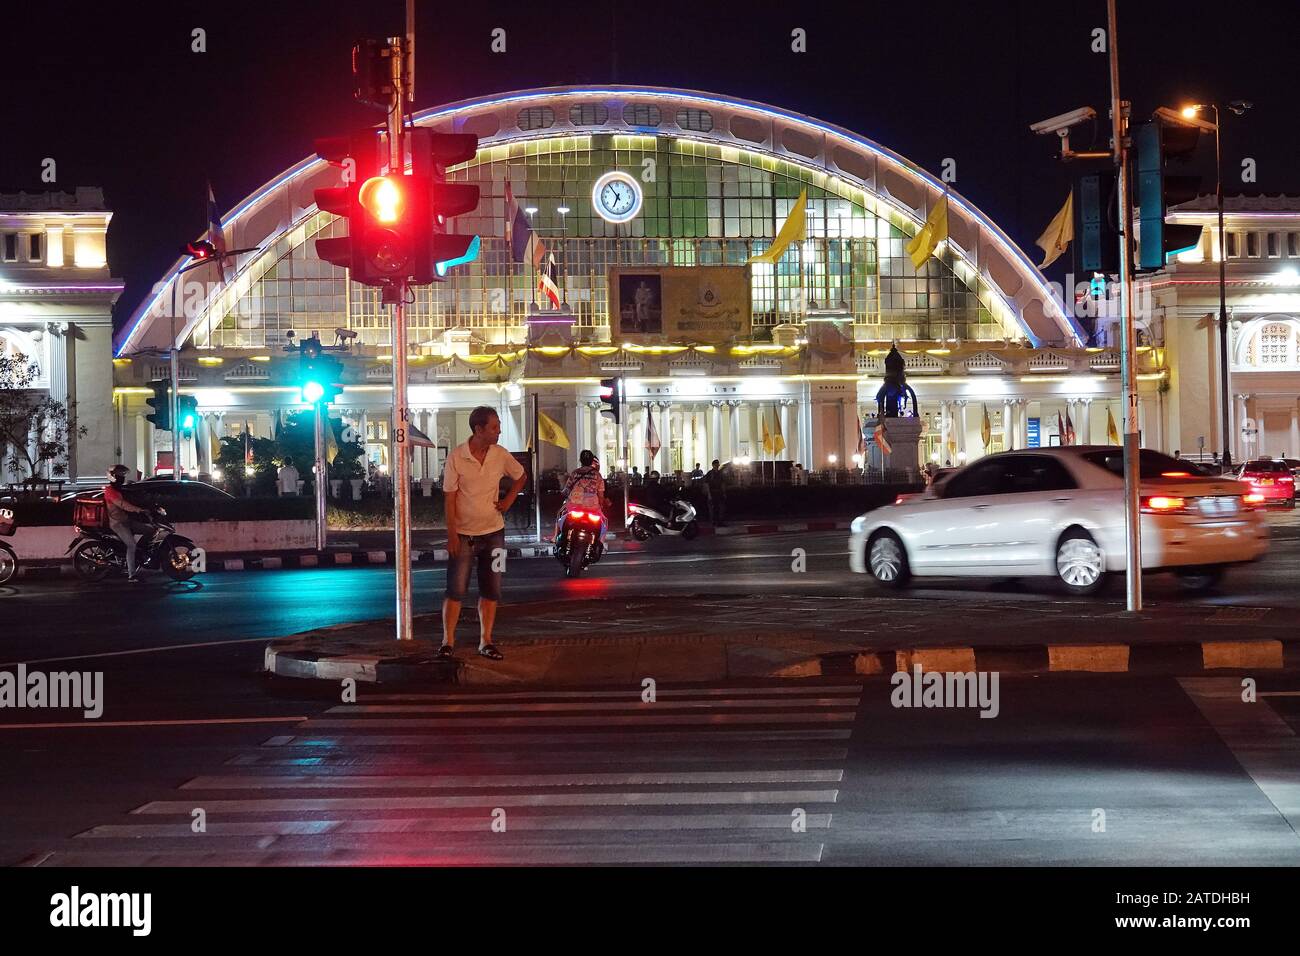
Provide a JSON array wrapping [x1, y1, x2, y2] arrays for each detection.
[[192, 135, 1015, 350]]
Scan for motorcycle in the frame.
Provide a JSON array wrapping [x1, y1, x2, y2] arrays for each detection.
[[554, 508, 606, 578], [0, 507, 16, 585], [627, 495, 699, 541], [67, 503, 199, 582]]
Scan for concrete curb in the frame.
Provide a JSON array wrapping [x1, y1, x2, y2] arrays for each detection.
[[12, 520, 852, 577], [264, 633, 1300, 687]]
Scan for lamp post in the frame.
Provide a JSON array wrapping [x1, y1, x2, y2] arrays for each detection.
[[1182, 100, 1252, 470]]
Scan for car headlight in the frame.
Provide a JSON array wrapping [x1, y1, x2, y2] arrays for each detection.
[[850, 516, 866, 535]]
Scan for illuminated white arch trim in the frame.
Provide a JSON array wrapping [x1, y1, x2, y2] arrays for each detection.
[[117, 85, 1082, 356], [1233, 314, 1300, 370]]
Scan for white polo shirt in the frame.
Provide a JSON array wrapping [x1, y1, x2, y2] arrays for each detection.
[[442, 441, 526, 535]]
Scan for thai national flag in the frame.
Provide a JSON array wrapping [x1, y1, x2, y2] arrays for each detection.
[[538, 251, 561, 308], [506, 182, 545, 266]]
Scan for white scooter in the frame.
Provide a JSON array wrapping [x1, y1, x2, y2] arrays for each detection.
[[627, 496, 699, 541]]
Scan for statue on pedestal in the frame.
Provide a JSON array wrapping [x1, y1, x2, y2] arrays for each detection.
[[863, 344, 924, 477], [874, 345, 919, 419]]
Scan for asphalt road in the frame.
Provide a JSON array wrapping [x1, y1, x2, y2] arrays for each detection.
[[1, 514, 1298, 867]]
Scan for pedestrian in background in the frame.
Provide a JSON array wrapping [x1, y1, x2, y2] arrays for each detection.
[[705, 458, 726, 526]]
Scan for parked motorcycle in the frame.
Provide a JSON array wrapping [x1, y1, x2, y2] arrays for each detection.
[[554, 508, 606, 578], [0, 507, 17, 585], [627, 496, 699, 541], [67, 502, 199, 582]]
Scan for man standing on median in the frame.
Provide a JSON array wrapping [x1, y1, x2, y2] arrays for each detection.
[[439, 406, 528, 661]]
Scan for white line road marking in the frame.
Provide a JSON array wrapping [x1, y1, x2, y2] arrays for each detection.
[[366, 685, 863, 701], [0, 636, 274, 668], [35, 843, 826, 865], [179, 769, 845, 790], [131, 790, 841, 813], [79, 813, 835, 838], [262, 729, 854, 746], [303, 712, 854, 729], [0, 716, 307, 730], [324, 697, 860, 715], [228, 746, 852, 766]]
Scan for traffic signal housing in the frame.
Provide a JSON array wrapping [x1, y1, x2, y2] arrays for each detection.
[[598, 377, 623, 426], [410, 129, 481, 283], [299, 341, 344, 406], [177, 395, 198, 437], [145, 380, 171, 430], [313, 132, 383, 281], [1137, 119, 1206, 269], [1073, 172, 1120, 275]]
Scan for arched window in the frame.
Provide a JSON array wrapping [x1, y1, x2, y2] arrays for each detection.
[[1241, 318, 1300, 368]]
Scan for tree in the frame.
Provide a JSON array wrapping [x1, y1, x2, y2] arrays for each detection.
[[0, 353, 86, 491]]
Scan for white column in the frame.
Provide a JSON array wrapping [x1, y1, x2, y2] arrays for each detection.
[[1256, 400, 1267, 458], [1236, 394, 1248, 461], [1081, 398, 1092, 445], [957, 401, 969, 458], [709, 401, 722, 466], [145, 420, 156, 477], [661, 401, 673, 473], [779, 400, 791, 460], [1002, 398, 1014, 451], [729, 401, 741, 460], [199, 414, 212, 475], [1290, 403, 1299, 459]]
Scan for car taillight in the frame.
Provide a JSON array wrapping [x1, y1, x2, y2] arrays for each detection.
[[1280, 475, 1294, 484], [586, 512, 602, 523], [1160, 471, 1191, 478], [1140, 495, 1188, 513], [568, 510, 587, 520], [1243, 493, 1265, 508]]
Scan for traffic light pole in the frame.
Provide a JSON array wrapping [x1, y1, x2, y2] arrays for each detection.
[[314, 399, 328, 551], [387, 34, 415, 642], [1107, 0, 1142, 613], [169, 347, 181, 481]]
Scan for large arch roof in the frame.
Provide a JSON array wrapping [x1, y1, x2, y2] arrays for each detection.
[[117, 84, 1081, 355]]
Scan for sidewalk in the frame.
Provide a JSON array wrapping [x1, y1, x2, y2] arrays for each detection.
[[264, 593, 1300, 688]]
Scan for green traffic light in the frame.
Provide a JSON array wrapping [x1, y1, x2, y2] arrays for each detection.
[[181, 413, 196, 429], [303, 381, 325, 404]]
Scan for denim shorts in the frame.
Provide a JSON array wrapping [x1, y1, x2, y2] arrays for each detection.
[[444, 528, 506, 602]]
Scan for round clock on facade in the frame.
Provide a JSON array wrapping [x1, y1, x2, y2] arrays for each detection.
[[592, 170, 643, 224]]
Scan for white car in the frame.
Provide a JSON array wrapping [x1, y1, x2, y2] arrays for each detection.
[[849, 446, 1270, 595]]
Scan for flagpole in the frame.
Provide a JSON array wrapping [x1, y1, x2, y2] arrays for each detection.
[[532, 392, 541, 543]]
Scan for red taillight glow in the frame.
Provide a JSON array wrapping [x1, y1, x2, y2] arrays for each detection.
[[1244, 493, 1265, 506], [1281, 476, 1294, 484], [568, 510, 587, 520], [1141, 495, 1188, 513], [1160, 471, 1191, 478], [586, 512, 602, 523]]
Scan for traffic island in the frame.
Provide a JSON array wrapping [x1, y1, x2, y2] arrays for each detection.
[[261, 594, 1300, 689]]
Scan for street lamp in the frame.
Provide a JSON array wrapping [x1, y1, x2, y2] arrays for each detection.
[[1181, 99, 1252, 470]]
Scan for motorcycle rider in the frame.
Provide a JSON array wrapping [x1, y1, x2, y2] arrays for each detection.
[[556, 450, 610, 545], [103, 464, 151, 583]]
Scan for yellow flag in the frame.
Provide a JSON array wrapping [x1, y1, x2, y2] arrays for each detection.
[[538, 409, 570, 449], [773, 410, 786, 456], [981, 403, 991, 449], [748, 190, 807, 265], [906, 193, 949, 270], [1036, 192, 1074, 269], [209, 423, 222, 464], [1107, 407, 1120, 445], [761, 414, 773, 456], [325, 419, 339, 464]]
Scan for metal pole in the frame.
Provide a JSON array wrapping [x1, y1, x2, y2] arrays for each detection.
[[1108, 0, 1142, 612], [388, 34, 414, 642], [315, 400, 327, 550], [620, 380, 629, 530], [533, 392, 542, 542], [1215, 105, 1233, 471], [169, 347, 181, 479]]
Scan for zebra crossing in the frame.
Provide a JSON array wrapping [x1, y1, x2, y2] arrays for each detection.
[[33, 681, 862, 866]]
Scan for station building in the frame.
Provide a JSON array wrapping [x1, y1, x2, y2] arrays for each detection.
[[111, 85, 1200, 483]]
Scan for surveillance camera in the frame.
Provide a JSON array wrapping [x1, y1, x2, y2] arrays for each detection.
[[1030, 107, 1097, 136]]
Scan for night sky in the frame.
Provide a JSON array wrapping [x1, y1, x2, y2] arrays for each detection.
[[3, 0, 1298, 330]]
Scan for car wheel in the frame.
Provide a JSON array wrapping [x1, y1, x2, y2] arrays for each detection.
[[1175, 565, 1225, 593], [866, 530, 911, 589], [0, 543, 16, 585], [1055, 529, 1106, 596]]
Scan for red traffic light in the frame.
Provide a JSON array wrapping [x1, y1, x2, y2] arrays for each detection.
[[184, 240, 217, 260], [360, 176, 405, 224]]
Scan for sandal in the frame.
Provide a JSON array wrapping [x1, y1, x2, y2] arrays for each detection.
[[436, 644, 455, 660], [478, 643, 504, 661]]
